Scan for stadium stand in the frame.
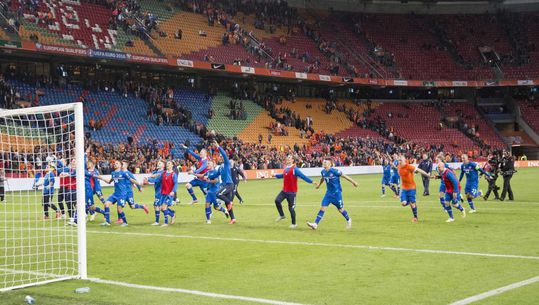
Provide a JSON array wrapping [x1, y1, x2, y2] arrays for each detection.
[[519, 101, 539, 134], [443, 102, 506, 149]]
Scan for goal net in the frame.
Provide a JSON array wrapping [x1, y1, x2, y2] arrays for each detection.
[[0, 103, 87, 291]]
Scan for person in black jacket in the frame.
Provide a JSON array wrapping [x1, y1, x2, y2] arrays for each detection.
[[483, 154, 500, 201], [417, 154, 432, 196], [499, 151, 516, 201], [230, 159, 247, 205]]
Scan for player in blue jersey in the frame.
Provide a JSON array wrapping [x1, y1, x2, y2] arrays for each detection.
[[459, 154, 491, 213], [213, 141, 237, 224], [195, 160, 229, 224], [182, 144, 209, 205], [381, 158, 398, 197], [35, 163, 60, 220], [117, 161, 149, 224], [97, 160, 142, 227], [85, 161, 106, 222], [307, 159, 358, 230], [145, 160, 165, 225], [389, 155, 400, 196]]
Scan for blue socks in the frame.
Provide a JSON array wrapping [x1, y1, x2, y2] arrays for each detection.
[[315, 210, 325, 224], [95, 207, 104, 215], [381, 186, 386, 195], [155, 210, 160, 223], [133, 204, 144, 209], [119, 212, 127, 224], [205, 207, 212, 220], [340, 209, 350, 221], [467, 198, 475, 210], [453, 200, 464, 211], [104, 207, 110, 223], [445, 205, 454, 219], [411, 204, 418, 218], [219, 206, 227, 214], [163, 209, 169, 224], [390, 185, 399, 195], [188, 188, 197, 201]]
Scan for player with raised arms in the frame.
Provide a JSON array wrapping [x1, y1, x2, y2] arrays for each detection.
[[459, 154, 491, 213], [97, 160, 142, 227], [397, 155, 431, 223], [307, 158, 357, 230], [182, 144, 209, 205], [196, 160, 229, 224], [213, 141, 237, 224], [438, 162, 466, 222], [272, 155, 314, 229]]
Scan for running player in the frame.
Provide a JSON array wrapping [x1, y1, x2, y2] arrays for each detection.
[[397, 155, 431, 223], [459, 154, 491, 213], [230, 159, 246, 205], [97, 160, 142, 226], [146, 160, 165, 225], [307, 158, 357, 230], [214, 141, 237, 224], [381, 158, 398, 197], [35, 163, 60, 219], [196, 160, 229, 224], [119, 161, 149, 224], [273, 155, 314, 229], [438, 162, 466, 222], [182, 144, 209, 205]]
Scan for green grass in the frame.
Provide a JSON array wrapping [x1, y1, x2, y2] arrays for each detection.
[[1, 168, 539, 305]]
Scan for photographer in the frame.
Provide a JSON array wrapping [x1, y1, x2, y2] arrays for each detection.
[[483, 153, 500, 200], [499, 151, 516, 201]]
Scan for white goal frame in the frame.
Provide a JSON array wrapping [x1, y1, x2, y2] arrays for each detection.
[[0, 103, 87, 291]]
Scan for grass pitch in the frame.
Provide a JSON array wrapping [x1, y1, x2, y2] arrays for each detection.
[[1, 168, 539, 305]]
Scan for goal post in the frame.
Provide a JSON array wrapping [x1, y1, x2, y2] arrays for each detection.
[[0, 103, 87, 291]]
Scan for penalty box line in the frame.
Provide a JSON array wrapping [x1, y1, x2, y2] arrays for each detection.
[[87, 230, 539, 261], [88, 278, 309, 305], [448, 275, 539, 305]]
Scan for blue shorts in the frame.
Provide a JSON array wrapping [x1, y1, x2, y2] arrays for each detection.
[[321, 193, 344, 209], [190, 178, 208, 190], [205, 192, 220, 208], [381, 176, 391, 185], [153, 194, 162, 207], [158, 195, 174, 207], [400, 189, 416, 203], [439, 182, 446, 193], [464, 185, 479, 197], [124, 194, 135, 206], [107, 194, 126, 207], [390, 175, 400, 185], [85, 191, 94, 207], [444, 192, 462, 204]]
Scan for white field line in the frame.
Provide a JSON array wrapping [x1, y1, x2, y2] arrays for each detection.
[[88, 278, 309, 305], [87, 230, 539, 261], [448, 275, 539, 305]]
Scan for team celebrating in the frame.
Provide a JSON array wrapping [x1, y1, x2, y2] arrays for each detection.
[[32, 141, 494, 229]]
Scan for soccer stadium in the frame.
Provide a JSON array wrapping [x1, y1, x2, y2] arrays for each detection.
[[0, 0, 538, 304]]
